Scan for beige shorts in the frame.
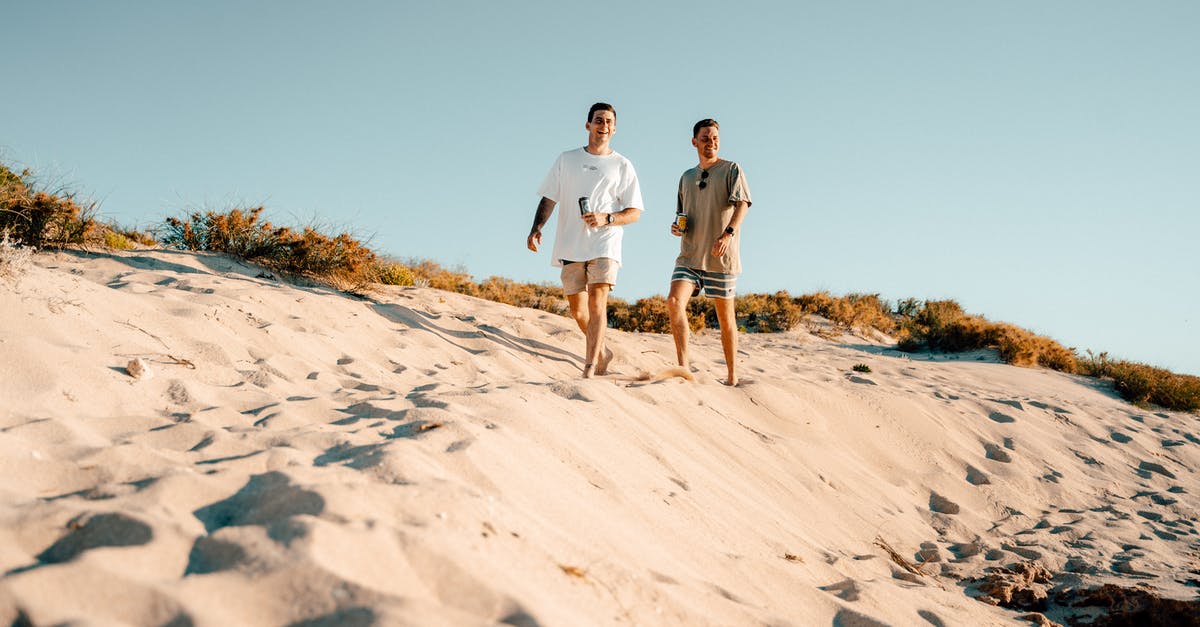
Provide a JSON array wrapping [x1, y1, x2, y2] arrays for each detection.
[[560, 257, 619, 295]]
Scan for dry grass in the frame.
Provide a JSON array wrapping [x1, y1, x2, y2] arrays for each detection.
[[161, 207, 380, 293], [1078, 352, 1200, 412], [1, 164, 100, 248], [0, 231, 34, 281], [896, 300, 1077, 372], [797, 291, 896, 334]]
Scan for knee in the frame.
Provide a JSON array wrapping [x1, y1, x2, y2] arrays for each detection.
[[667, 294, 687, 316]]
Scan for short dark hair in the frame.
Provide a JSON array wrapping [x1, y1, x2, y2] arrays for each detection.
[[588, 102, 616, 122], [693, 118, 719, 138]]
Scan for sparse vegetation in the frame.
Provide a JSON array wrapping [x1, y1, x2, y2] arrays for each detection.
[[852, 363, 872, 373], [6, 161, 1195, 413], [0, 231, 34, 280], [1, 164, 100, 248], [161, 206, 380, 292], [1077, 351, 1200, 412]]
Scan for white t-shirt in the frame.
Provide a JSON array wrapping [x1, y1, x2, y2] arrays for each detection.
[[537, 147, 644, 267]]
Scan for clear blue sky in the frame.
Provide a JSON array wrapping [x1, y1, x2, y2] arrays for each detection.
[[5, 2, 1197, 375]]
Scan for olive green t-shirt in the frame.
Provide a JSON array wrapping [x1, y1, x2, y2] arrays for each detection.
[[675, 159, 752, 274]]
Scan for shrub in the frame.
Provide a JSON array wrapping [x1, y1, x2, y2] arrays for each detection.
[[1, 164, 99, 248], [609, 295, 673, 333], [376, 262, 414, 286], [797, 291, 895, 334], [852, 363, 872, 373], [162, 206, 281, 258], [736, 291, 802, 332], [161, 207, 378, 291], [0, 230, 33, 280], [103, 230, 135, 250], [1077, 352, 1200, 412]]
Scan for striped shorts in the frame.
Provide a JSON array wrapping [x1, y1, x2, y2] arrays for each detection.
[[671, 265, 737, 299]]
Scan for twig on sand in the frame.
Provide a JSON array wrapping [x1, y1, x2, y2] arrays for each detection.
[[117, 320, 169, 349], [874, 536, 945, 590], [166, 355, 196, 369]]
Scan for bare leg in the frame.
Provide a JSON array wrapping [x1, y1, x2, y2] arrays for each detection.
[[667, 280, 693, 369], [567, 291, 591, 376], [582, 283, 611, 378], [714, 296, 738, 386], [567, 292, 589, 334]]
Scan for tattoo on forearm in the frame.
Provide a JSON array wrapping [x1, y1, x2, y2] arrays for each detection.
[[531, 197, 555, 233]]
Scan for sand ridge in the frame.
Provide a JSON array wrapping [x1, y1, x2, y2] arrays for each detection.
[[1, 248, 1197, 626]]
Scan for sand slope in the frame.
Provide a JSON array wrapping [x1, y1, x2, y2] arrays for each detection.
[[1, 249, 1197, 626]]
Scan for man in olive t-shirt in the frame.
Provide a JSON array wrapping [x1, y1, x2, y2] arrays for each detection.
[[667, 118, 752, 386]]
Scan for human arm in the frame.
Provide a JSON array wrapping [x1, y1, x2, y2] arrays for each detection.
[[527, 197, 556, 252], [582, 207, 642, 229], [710, 201, 749, 258]]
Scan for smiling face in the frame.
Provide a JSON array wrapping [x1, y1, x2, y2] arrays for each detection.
[[693, 125, 719, 161], [586, 109, 616, 146]]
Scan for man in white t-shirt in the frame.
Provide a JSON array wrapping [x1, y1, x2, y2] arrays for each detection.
[[527, 102, 644, 378]]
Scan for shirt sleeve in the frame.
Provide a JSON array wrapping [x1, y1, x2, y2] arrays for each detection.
[[537, 154, 563, 203], [619, 160, 645, 212], [727, 162, 752, 207], [676, 175, 685, 214]]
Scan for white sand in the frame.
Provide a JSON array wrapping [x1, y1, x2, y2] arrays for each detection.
[[1, 249, 1197, 626]]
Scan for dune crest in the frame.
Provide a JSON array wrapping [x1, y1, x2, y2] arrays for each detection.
[[1, 249, 1197, 626]]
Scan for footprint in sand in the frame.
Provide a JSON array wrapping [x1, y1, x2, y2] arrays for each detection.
[[929, 493, 961, 515], [1137, 461, 1176, 479], [184, 534, 249, 575], [818, 578, 861, 601], [984, 443, 1012, 463], [947, 541, 982, 560], [965, 465, 991, 485], [549, 381, 592, 402], [832, 608, 889, 627], [988, 411, 1016, 424], [34, 512, 153, 564], [1110, 431, 1133, 444]]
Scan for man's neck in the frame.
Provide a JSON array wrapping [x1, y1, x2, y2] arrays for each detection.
[[698, 156, 720, 169], [585, 140, 613, 156]]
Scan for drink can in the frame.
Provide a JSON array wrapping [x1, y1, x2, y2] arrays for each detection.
[[675, 213, 687, 232], [578, 197, 590, 215]]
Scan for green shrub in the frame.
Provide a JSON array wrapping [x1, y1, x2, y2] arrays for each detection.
[[103, 230, 135, 250], [377, 262, 414, 286]]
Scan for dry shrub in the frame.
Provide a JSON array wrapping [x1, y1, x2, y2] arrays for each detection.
[[1078, 352, 1200, 413], [478, 276, 566, 314], [0, 230, 34, 280], [161, 207, 378, 290], [1, 164, 99, 248], [797, 291, 895, 334], [162, 206, 280, 258], [408, 260, 477, 295], [896, 300, 1077, 372], [736, 291, 802, 332], [609, 295, 673, 333]]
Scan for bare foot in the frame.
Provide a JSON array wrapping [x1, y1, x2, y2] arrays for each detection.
[[595, 347, 614, 376], [582, 363, 594, 379], [723, 376, 739, 387]]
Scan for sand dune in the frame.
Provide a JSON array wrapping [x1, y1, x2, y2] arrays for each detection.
[[2, 249, 1197, 626]]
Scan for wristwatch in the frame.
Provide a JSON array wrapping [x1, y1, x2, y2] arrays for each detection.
[[607, 213, 615, 225], [724, 226, 735, 235]]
